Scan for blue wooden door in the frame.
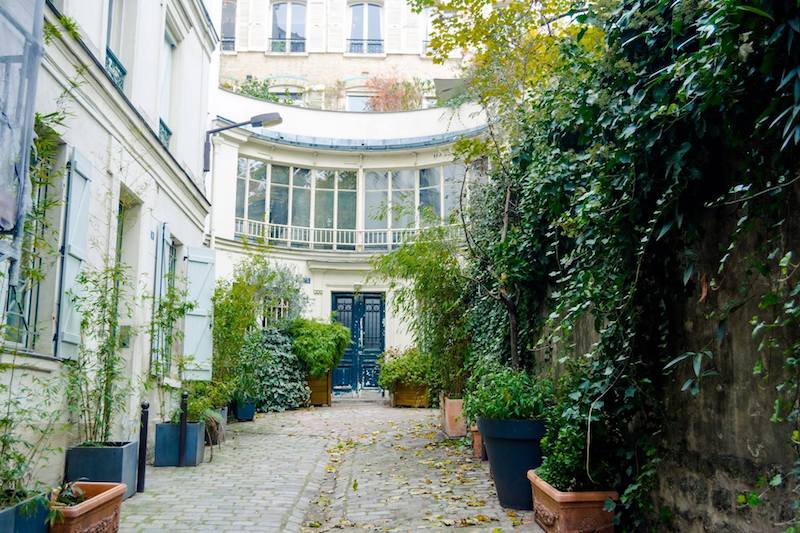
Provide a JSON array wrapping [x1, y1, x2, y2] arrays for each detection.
[[332, 292, 385, 392]]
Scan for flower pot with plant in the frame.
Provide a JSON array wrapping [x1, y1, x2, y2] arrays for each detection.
[[464, 367, 552, 510], [187, 381, 232, 445], [153, 393, 215, 467], [63, 265, 138, 500], [378, 347, 433, 408], [48, 481, 125, 533], [289, 319, 351, 406]]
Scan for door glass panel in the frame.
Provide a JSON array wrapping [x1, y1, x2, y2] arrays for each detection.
[[237, 158, 248, 178], [338, 170, 357, 190], [315, 169, 335, 189], [292, 188, 311, 227], [419, 167, 439, 188], [367, 3, 381, 40], [272, 2, 287, 39], [293, 167, 311, 187], [236, 179, 246, 218], [269, 185, 289, 224], [443, 163, 466, 217], [391, 190, 414, 229], [365, 170, 387, 190], [350, 3, 363, 40], [291, 3, 305, 39], [365, 191, 387, 229], [419, 187, 440, 221], [337, 191, 356, 229], [314, 190, 334, 228], [250, 159, 266, 181], [391, 169, 415, 189], [248, 180, 266, 221], [272, 164, 290, 184]]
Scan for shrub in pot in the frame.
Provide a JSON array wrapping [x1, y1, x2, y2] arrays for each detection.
[[378, 347, 433, 407], [288, 319, 350, 406], [153, 394, 211, 467], [48, 480, 126, 533], [187, 381, 232, 444], [464, 366, 552, 510]]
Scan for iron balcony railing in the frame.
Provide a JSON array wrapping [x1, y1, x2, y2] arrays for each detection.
[[347, 39, 383, 54], [235, 218, 461, 251], [270, 37, 306, 53], [158, 119, 172, 149], [104, 47, 126, 90], [221, 37, 235, 51]]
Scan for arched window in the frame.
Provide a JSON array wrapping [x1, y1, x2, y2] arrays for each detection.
[[348, 3, 382, 53], [271, 1, 306, 53]]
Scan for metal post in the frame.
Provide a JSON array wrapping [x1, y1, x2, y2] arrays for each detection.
[[137, 401, 149, 492], [178, 391, 188, 467]]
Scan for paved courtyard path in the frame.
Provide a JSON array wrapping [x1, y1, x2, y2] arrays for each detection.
[[120, 400, 539, 532]]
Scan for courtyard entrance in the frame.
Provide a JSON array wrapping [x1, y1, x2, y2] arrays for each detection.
[[331, 292, 385, 392]]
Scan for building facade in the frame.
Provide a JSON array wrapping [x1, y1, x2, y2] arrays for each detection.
[[1, 0, 217, 484]]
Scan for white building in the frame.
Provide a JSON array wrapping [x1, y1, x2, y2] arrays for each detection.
[[1, 0, 217, 484]]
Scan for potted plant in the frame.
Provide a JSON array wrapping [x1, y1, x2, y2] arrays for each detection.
[[288, 318, 351, 406], [231, 335, 261, 421], [48, 481, 126, 533], [153, 393, 209, 467], [188, 381, 232, 445], [378, 347, 433, 408], [63, 265, 138, 500], [464, 366, 552, 510]]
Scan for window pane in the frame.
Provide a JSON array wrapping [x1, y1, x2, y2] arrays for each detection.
[[248, 180, 267, 221], [292, 188, 311, 227], [443, 163, 466, 217], [392, 169, 414, 189], [237, 158, 248, 179], [314, 190, 334, 228], [293, 167, 311, 187], [338, 170, 357, 190], [315, 169, 335, 189], [365, 190, 387, 229], [269, 185, 289, 224], [419, 167, 439, 188], [346, 94, 370, 112], [391, 190, 414, 229], [350, 3, 363, 40], [272, 164, 290, 184], [236, 178, 246, 218], [221, 0, 237, 39], [419, 187, 441, 222], [365, 170, 387, 190], [337, 191, 356, 229], [250, 159, 266, 181], [367, 3, 381, 40], [273, 2, 287, 38], [292, 3, 306, 39]]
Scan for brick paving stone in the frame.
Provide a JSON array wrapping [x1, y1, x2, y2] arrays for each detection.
[[120, 401, 540, 532]]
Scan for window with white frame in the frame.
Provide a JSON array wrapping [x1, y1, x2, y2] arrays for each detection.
[[271, 1, 306, 53], [158, 30, 176, 148], [221, 0, 236, 51], [346, 94, 372, 112], [348, 3, 383, 53]]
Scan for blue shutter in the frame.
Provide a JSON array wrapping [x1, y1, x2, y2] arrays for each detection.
[[56, 151, 93, 359], [182, 246, 215, 381]]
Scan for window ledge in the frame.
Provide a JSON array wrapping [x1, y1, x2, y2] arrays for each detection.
[[222, 50, 238, 56], [0, 349, 62, 374], [343, 52, 387, 58], [265, 51, 310, 57]]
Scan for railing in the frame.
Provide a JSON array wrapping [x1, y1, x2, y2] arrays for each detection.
[[158, 119, 172, 149], [105, 48, 126, 90], [347, 39, 384, 54], [235, 218, 461, 251], [221, 37, 235, 51], [270, 38, 306, 53]]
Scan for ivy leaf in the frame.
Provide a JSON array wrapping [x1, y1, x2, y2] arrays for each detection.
[[656, 221, 673, 240], [769, 473, 783, 487], [683, 264, 694, 286]]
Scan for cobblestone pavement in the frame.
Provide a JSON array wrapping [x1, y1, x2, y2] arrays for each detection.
[[120, 400, 539, 532]]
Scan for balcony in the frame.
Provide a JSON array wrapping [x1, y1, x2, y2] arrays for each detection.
[[221, 37, 235, 51], [235, 219, 461, 252], [158, 119, 172, 149], [104, 48, 126, 91], [270, 38, 306, 53], [347, 39, 384, 54]]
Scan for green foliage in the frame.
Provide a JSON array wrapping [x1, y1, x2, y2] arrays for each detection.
[[212, 276, 258, 383], [234, 78, 300, 105], [150, 273, 196, 380], [64, 262, 132, 444], [377, 346, 434, 392], [234, 328, 309, 412], [370, 224, 470, 396], [462, 365, 552, 421], [364, 74, 431, 111], [288, 319, 351, 378]]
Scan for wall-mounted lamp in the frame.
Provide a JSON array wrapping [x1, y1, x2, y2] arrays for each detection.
[[203, 112, 282, 172]]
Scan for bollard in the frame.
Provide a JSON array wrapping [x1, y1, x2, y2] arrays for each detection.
[[178, 391, 188, 467], [137, 401, 149, 492]]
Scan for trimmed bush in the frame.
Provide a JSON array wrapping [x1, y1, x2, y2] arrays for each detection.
[[377, 347, 433, 392], [289, 319, 351, 378]]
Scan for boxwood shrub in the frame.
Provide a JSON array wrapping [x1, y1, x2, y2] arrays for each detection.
[[288, 319, 351, 378], [377, 346, 433, 392]]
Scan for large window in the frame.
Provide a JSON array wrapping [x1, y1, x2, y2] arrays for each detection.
[[158, 30, 176, 148], [221, 0, 236, 51], [348, 3, 382, 53], [271, 1, 306, 53]]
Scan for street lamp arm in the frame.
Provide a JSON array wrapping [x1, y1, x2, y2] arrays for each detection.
[[203, 113, 282, 172]]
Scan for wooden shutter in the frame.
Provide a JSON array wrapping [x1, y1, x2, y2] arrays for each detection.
[[307, 0, 326, 52], [404, 8, 420, 53], [150, 222, 171, 373], [249, 0, 266, 51], [56, 151, 93, 360], [181, 246, 215, 381], [327, 0, 345, 52], [385, 0, 402, 52], [236, 0, 251, 50]]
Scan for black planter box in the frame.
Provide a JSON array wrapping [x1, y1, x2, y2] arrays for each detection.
[[235, 400, 255, 421], [154, 422, 205, 466], [0, 494, 49, 532], [65, 441, 138, 500], [478, 417, 546, 510]]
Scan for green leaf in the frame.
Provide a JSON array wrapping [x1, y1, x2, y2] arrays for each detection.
[[769, 473, 783, 487], [735, 5, 774, 21]]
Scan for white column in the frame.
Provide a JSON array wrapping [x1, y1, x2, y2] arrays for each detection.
[[211, 135, 242, 242]]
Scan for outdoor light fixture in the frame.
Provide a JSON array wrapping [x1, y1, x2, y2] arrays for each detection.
[[203, 112, 282, 172]]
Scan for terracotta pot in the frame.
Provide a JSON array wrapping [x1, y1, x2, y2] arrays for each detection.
[[391, 383, 429, 407], [307, 371, 333, 406], [470, 425, 487, 460], [49, 482, 126, 533], [442, 397, 466, 437], [527, 470, 617, 533]]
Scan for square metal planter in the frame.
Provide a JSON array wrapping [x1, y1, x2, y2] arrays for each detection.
[[65, 441, 138, 500], [153, 422, 205, 467], [0, 494, 49, 532]]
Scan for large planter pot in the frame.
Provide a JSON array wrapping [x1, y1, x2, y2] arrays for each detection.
[[442, 397, 466, 437], [235, 400, 256, 421], [153, 422, 205, 467], [528, 470, 618, 533], [470, 425, 488, 461], [205, 406, 228, 446], [49, 482, 125, 533], [64, 441, 138, 500], [307, 371, 332, 406], [0, 494, 49, 532], [478, 417, 546, 510], [391, 383, 430, 408]]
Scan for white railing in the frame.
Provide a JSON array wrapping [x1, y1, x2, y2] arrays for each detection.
[[235, 218, 461, 252]]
